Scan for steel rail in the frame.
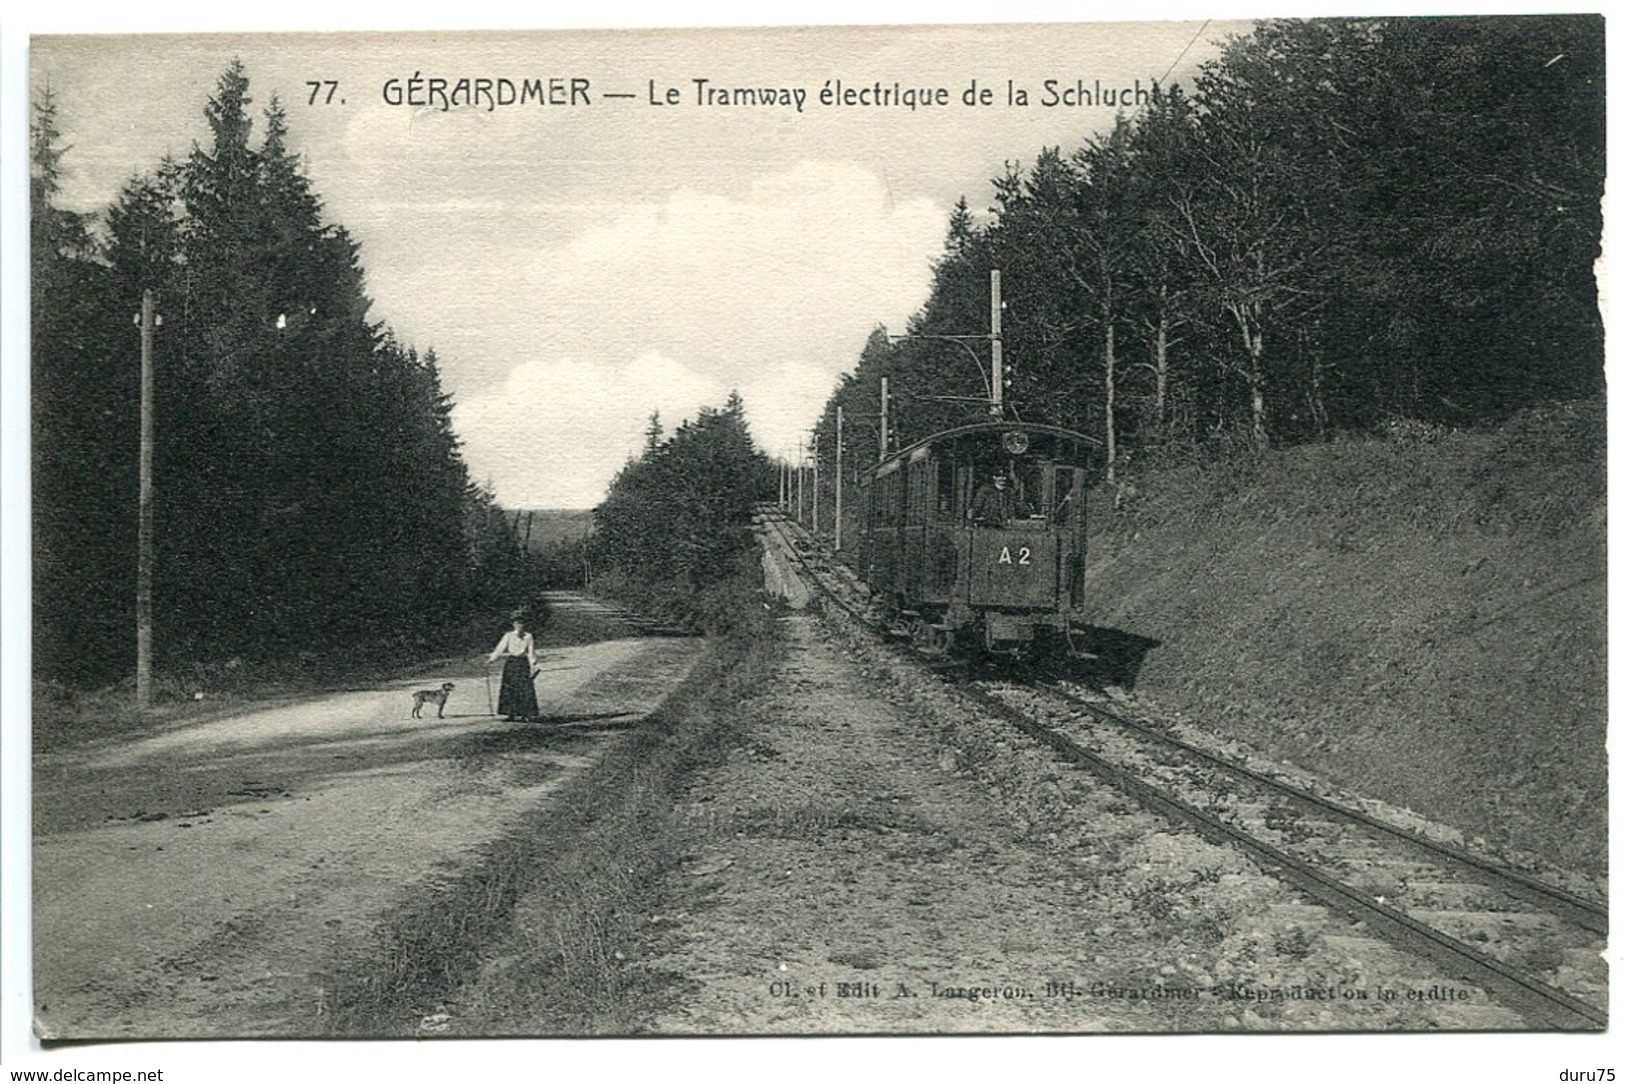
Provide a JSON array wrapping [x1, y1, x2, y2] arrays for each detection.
[[1038, 681, 1608, 936], [956, 682, 1606, 1031]]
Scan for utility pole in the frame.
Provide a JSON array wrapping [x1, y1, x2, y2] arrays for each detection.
[[990, 269, 1004, 418], [136, 290, 156, 710], [795, 440, 804, 523], [834, 405, 844, 551], [811, 434, 820, 536]]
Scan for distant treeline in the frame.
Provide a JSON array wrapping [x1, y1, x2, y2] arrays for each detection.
[[814, 16, 1604, 484], [591, 397, 776, 626], [32, 62, 532, 686], [508, 509, 593, 591]]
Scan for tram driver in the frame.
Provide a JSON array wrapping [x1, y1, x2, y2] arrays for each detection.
[[970, 472, 1029, 526]]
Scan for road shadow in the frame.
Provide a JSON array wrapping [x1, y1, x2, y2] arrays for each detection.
[[543, 710, 643, 731], [1068, 625, 1162, 690], [450, 712, 640, 754], [36, 704, 648, 836]]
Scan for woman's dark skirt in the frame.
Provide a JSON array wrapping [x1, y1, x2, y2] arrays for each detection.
[[497, 656, 540, 720]]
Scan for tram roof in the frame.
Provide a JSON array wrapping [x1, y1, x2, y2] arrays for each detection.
[[872, 420, 1100, 477]]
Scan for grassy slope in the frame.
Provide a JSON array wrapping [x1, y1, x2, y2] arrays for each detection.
[[1083, 403, 1606, 875]]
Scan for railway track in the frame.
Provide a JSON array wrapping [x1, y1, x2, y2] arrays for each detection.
[[1030, 678, 1607, 937], [755, 507, 1607, 1030], [967, 680, 1606, 1030]]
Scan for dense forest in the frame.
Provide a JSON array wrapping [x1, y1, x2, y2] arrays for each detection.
[[591, 396, 777, 625], [33, 62, 532, 687], [811, 17, 1604, 493]]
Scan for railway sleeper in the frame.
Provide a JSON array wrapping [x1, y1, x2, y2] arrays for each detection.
[[1401, 880, 1523, 911], [1410, 910, 1561, 934]]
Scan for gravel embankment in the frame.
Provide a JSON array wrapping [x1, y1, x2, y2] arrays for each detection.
[[631, 604, 1522, 1033]]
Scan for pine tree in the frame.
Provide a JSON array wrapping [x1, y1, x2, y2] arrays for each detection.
[[32, 89, 129, 681], [593, 394, 771, 616]]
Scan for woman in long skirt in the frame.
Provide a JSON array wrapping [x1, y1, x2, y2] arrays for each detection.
[[487, 614, 540, 721]]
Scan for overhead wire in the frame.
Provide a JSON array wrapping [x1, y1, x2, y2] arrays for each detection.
[[1158, 19, 1214, 89]]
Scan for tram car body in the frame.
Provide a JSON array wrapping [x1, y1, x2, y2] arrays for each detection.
[[857, 422, 1097, 655]]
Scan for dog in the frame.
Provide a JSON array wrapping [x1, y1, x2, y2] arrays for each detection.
[[411, 682, 455, 719]]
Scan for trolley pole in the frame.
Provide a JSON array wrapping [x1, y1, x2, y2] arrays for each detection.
[[834, 406, 844, 551], [136, 289, 156, 710]]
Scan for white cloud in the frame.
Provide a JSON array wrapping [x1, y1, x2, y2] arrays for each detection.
[[450, 158, 943, 506], [33, 24, 1246, 513], [454, 350, 729, 508]]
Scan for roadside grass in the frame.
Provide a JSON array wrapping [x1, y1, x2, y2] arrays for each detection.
[[317, 573, 781, 1036]]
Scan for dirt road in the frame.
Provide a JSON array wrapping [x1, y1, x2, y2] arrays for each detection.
[[32, 594, 704, 1039]]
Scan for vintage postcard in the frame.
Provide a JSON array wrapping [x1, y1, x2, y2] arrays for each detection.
[[15, 10, 1608, 1077]]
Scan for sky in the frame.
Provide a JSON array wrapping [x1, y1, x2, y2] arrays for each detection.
[[31, 21, 1248, 508]]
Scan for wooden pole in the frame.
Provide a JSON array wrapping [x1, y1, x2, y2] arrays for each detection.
[[990, 269, 1004, 419], [879, 375, 890, 461], [812, 436, 820, 536], [137, 290, 155, 710], [835, 406, 844, 552]]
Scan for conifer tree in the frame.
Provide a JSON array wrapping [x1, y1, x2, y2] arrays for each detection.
[[37, 60, 537, 684]]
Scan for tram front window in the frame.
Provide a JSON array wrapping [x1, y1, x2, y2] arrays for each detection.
[[1010, 463, 1043, 521], [1053, 467, 1078, 526]]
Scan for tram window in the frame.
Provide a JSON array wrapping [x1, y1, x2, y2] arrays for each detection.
[[1011, 462, 1043, 519], [936, 462, 956, 519], [1053, 467, 1078, 526]]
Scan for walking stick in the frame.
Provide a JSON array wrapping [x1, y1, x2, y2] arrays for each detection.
[[484, 660, 495, 717]]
